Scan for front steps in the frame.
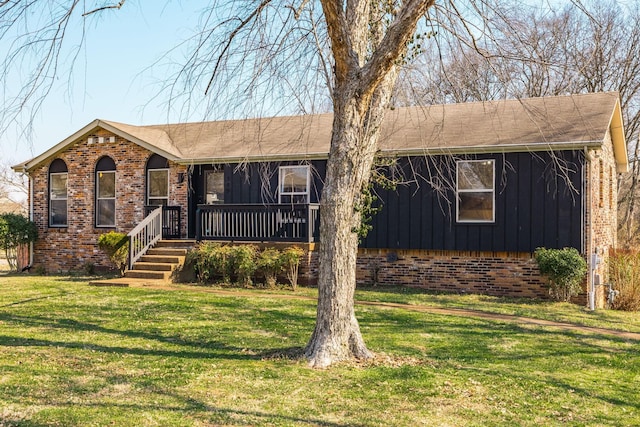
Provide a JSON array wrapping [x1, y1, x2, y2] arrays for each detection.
[[90, 240, 194, 287]]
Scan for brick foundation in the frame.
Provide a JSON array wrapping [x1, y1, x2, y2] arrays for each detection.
[[354, 249, 549, 298], [299, 248, 550, 299]]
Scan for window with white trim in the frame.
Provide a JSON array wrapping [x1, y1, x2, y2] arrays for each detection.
[[278, 165, 310, 204], [147, 169, 169, 206], [49, 159, 68, 227], [96, 156, 116, 227], [456, 160, 495, 223], [146, 154, 170, 206]]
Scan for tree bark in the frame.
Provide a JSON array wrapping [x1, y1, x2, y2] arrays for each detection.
[[304, 97, 379, 368], [304, 0, 432, 368]]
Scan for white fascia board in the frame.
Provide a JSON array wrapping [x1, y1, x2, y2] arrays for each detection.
[[175, 152, 330, 165], [13, 119, 103, 172], [377, 141, 604, 158], [175, 141, 603, 165], [13, 119, 180, 173]]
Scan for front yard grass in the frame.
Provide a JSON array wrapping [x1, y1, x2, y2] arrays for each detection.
[[1, 275, 639, 426]]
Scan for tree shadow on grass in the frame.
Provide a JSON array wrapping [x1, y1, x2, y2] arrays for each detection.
[[0, 311, 311, 362], [10, 396, 365, 427], [355, 285, 550, 305], [0, 334, 259, 360]]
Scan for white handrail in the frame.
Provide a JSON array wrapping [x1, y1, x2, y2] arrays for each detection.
[[128, 206, 163, 270]]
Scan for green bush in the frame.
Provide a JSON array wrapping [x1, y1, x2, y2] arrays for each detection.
[[97, 232, 129, 275], [609, 250, 640, 311], [280, 246, 304, 291], [209, 244, 233, 283], [257, 248, 283, 287], [0, 213, 37, 272], [229, 245, 257, 286], [186, 242, 207, 282], [187, 244, 303, 289], [534, 247, 587, 302], [187, 242, 221, 283], [188, 243, 258, 286]]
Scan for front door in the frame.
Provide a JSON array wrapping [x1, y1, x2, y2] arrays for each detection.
[[205, 170, 224, 204], [189, 167, 226, 238]]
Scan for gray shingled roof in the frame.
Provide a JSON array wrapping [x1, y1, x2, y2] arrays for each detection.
[[378, 92, 621, 152], [139, 91, 625, 161], [14, 92, 628, 172]]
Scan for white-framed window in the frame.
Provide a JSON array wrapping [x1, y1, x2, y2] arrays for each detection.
[[279, 165, 310, 204], [96, 172, 116, 227], [147, 169, 169, 206], [96, 156, 116, 227], [50, 173, 68, 227], [49, 159, 68, 227], [456, 159, 495, 223]]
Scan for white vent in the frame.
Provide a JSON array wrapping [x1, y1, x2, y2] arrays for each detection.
[[87, 137, 95, 144], [108, 136, 115, 143], [98, 137, 105, 144]]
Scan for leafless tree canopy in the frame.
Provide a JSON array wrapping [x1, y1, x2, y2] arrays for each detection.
[[156, 1, 334, 121], [0, 160, 28, 211]]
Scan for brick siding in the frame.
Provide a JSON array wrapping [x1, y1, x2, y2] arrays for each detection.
[[29, 128, 188, 273], [585, 130, 619, 307]]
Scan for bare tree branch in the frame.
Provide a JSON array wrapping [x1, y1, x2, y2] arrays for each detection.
[[204, 0, 272, 96], [82, 0, 126, 17]]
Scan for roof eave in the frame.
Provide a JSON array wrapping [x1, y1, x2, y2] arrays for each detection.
[[175, 152, 330, 165], [17, 119, 103, 172], [609, 98, 629, 173], [379, 140, 604, 157], [177, 141, 604, 165], [15, 119, 180, 172]]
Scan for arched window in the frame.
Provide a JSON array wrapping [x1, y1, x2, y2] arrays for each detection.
[[96, 156, 116, 227], [49, 159, 68, 227], [146, 154, 169, 206]]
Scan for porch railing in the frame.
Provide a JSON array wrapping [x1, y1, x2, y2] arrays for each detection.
[[144, 205, 181, 239], [128, 206, 163, 270], [196, 203, 320, 243]]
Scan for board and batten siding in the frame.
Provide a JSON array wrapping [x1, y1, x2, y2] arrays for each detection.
[[189, 151, 584, 254], [362, 151, 585, 253]]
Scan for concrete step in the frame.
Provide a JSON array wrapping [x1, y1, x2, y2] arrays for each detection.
[[147, 248, 188, 257], [125, 270, 170, 280], [133, 262, 174, 271], [156, 240, 196, 249], [140, 254, 183, 264]]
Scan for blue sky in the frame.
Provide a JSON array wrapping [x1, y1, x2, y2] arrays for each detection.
[[1, 2, 199, 163], [1, 0, 611, 165]]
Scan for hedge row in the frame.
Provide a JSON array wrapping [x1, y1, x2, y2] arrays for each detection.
[[187, 242, 305, 290]]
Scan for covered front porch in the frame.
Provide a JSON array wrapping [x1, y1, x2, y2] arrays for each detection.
[[195, 203, 320, 243], [149, 203, 321, 243], [122, 203, 320, 285]]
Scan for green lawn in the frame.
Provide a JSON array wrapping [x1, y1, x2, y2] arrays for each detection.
[[1, 275, 639, 426]]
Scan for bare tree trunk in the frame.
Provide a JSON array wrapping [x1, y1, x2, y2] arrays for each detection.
[[303, 0, 432, 368], [304, 101, 377, 367], [305, 70, 398, 368]]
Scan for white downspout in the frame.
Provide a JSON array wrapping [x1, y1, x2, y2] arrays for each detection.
[[585, 147, 596, 311], [28, 172, 34, 267]]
